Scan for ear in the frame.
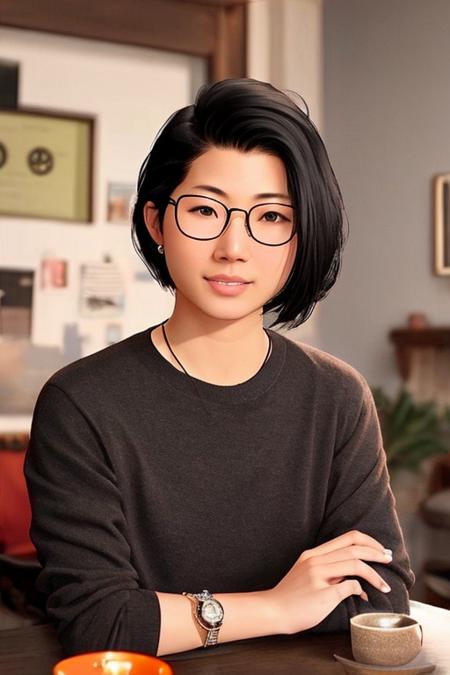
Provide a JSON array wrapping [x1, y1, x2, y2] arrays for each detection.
[[143, 200, 163, 246]]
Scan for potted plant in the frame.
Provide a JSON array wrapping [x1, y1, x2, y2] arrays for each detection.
[[371, 387, 450, 473], [371, 386, 450, 515]]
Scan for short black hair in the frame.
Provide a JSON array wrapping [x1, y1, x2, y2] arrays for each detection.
[[131, 77, 347, 330]]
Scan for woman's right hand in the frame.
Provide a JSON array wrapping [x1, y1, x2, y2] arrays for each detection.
[[267, 530, 393, 635]]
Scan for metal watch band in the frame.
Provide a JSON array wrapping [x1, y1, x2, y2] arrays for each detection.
[[182, 591, 223, 648], [204, 627, 220, 646]]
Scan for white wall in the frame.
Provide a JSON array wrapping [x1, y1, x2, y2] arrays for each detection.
[[248, 0, 324, 345], [320, 0, 450, 396], [248, 0, 323, 128], [0, 27, 206, 430]]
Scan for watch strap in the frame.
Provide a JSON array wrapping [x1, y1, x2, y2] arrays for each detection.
[[204, 627, 220, 646], [183, 592, 206, 645], [182, 591, 222, 648]]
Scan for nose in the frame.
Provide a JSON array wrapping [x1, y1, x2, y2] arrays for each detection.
[[213, 210, 251, 262]]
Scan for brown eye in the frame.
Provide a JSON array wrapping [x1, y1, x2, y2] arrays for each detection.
[[262, 211, 285, 222], [190, 206, 217, 217]]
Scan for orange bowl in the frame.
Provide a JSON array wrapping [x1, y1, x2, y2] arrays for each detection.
[[53, 650, 173, 675]]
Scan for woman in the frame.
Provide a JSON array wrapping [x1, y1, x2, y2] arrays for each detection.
[[25, 78, 415, 658]]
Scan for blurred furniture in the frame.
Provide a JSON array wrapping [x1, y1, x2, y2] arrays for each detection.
[[0, 554, 43, 630], [0, 433, 45, 629], [390, 326, 450, 381], [390, 325, 450, 609], [0, 601, 448, 675], [426, 450, 450, 496], [420, 453, 450, 610], [0, 434, 35, 557], [390, 326, 450, 407]]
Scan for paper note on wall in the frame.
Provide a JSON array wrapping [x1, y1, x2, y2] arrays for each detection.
[[79, 260, 125, 318]]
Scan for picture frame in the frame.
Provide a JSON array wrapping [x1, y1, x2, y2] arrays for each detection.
[[434, 172, 450, 275], [0, 106, 94, 222], [106, 182, 135, 224]]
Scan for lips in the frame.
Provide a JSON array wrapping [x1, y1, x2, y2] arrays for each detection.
[[205, 275, 250, 284], [205, 277, 251, 296]]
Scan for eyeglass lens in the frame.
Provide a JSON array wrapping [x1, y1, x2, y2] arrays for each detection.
[[175, 195, 295, 245]]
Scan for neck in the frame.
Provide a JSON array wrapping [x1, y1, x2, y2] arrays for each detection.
[[154, 295, 271, 386]]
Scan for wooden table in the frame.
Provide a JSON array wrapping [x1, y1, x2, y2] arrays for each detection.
[[0, 601, 449, 674]]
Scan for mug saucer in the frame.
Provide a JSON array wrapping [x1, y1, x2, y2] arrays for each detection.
[[333, 653, 436, 674]]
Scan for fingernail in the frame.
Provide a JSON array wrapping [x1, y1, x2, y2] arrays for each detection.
[[381, 583, 391, 593], [383, 548, 393, 559], [361, 591, 369, 602]]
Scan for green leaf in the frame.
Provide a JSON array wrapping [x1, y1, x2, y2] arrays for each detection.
[[370, 384, 450, 471], [390, 390, 414, 437]]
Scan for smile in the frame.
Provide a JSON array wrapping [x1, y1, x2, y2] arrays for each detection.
[[205, 278, 251, 296]]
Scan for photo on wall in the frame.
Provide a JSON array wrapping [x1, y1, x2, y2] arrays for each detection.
[[0, 107, 94, 222], [40, 255, 68, 289], [106, 182, 135, 224], [0, 268, 34, 338], [434, 172, 450, 275]]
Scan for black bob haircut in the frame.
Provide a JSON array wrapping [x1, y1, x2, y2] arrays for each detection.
[[131, 77, 348, 330]]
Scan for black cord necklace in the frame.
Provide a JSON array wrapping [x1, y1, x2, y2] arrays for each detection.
[[161, 320, 272, 412]]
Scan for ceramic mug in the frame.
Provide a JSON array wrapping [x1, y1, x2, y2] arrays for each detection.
[[53, 650, 173, 675], [350, 612, 423, 666]]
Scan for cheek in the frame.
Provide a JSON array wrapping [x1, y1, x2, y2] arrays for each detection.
[[163, 232, 207, 285]]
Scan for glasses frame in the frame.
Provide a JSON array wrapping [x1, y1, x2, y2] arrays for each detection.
[[166, 194, 296, 247]]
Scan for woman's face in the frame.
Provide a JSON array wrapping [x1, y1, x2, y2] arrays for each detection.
[[144, 146, 298, 324]]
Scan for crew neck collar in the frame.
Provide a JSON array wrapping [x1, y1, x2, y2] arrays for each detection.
[[136, 323, 286, 405]]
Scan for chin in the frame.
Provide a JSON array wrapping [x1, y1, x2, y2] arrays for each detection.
[[176, 286, 273, 322], [198, 301, 266, 323]]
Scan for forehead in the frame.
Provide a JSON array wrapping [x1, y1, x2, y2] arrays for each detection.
[[176, 146, 289, 199]]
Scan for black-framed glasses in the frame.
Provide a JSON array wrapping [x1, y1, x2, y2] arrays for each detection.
[[166, 194, 296, 247]]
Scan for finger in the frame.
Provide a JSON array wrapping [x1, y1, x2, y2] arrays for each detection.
[[302, 530, 387, 560], [320, 578, 368, 605], [316, 545, 393, 567], [322, 559, 391, 593], [328, 579, 369, 602]]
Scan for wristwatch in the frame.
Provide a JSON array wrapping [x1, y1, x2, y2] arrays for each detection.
[[182, 589, 224, 647]]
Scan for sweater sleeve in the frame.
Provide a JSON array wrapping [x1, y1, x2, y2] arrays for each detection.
[[307, 372, 416, 634], [24, 382, 161, 656]]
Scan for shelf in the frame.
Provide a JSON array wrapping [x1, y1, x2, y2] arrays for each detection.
[[389, 327, 450, 380]]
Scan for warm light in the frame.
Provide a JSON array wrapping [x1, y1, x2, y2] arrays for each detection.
[[92, 657, 133, 674], [377, 617, 397, 628]]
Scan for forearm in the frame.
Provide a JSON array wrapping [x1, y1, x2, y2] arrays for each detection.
[[155, 589, 280, 656]]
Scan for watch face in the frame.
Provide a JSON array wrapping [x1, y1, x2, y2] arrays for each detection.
[[201, 599, 224, 626]]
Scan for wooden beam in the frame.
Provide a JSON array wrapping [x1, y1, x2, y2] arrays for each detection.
[[209, 3, 247, 81], [0, 0, 248, 80]]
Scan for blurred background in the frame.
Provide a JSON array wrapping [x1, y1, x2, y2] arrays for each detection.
[[1, 0, 449, 625]]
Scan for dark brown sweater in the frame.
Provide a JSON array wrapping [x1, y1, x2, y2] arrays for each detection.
[[24, 323, 415, 657]]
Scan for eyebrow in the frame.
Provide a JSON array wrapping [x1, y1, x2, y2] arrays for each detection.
[[191, 184, 290, 200]]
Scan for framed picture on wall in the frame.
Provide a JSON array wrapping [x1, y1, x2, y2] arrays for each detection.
[[106, 181, 135, 224], [434, 173, 450, 275], [0, 106, 94, 222]]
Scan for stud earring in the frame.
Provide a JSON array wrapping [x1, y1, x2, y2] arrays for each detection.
[[157, 244, 164, 255]]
